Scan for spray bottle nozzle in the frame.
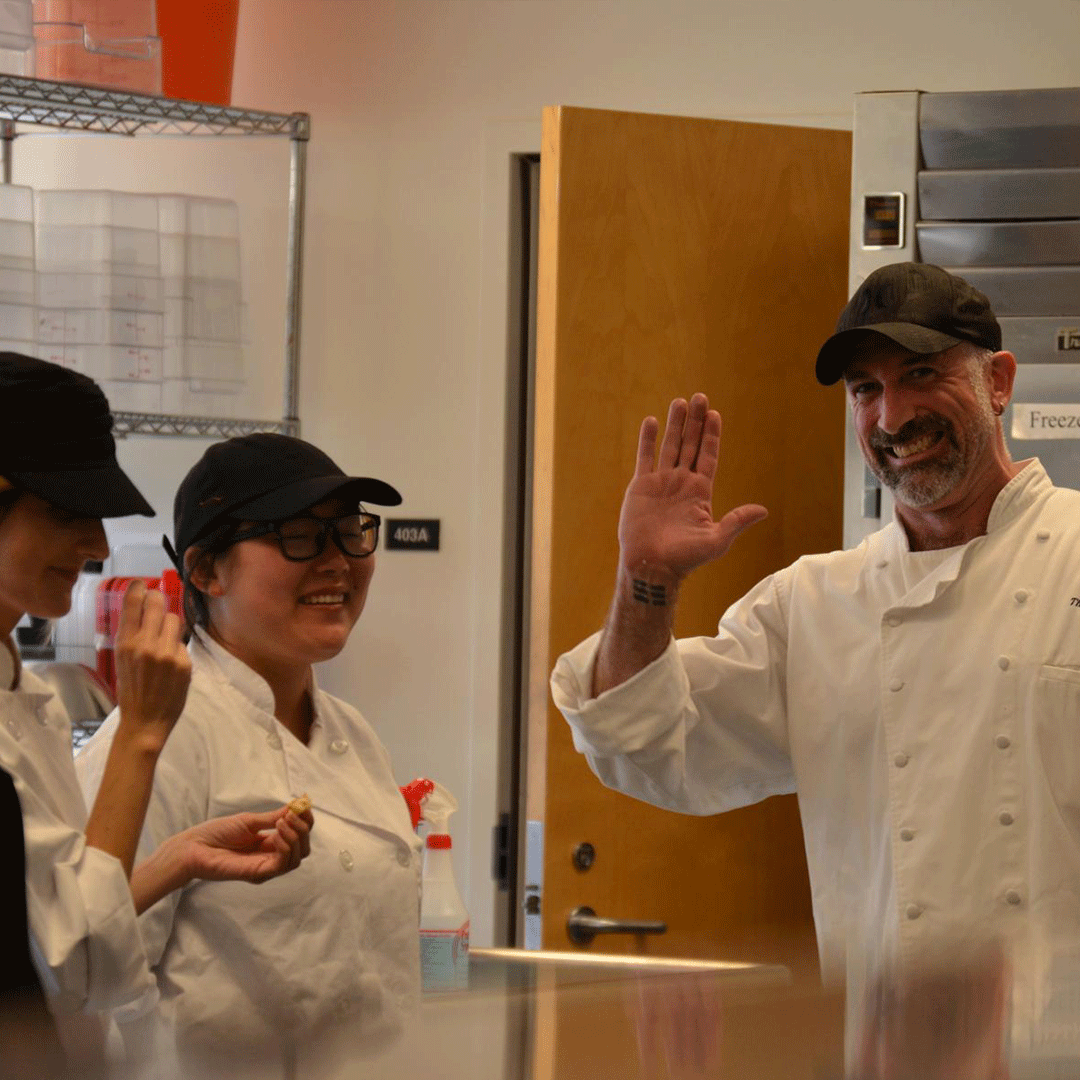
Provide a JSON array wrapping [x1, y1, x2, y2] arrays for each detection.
[[400, 778, 435, 831]]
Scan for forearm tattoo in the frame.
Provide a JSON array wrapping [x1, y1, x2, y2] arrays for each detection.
[[632, 578, 669, 606]]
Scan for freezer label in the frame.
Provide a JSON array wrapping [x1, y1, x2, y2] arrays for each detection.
[[1057, 328, 1080, 351], [1012, 404, 1080, 440]]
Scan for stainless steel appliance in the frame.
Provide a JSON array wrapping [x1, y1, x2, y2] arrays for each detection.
[[844, 88, 1080, 547]]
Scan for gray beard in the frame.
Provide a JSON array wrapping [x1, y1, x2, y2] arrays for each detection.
[[867, 382, 996, 510]]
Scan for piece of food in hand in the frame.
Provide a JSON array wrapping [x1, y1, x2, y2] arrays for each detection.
[[287, 794, 312, 816]]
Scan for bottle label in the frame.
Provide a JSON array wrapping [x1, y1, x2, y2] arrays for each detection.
[[419, 921, 469, 992]]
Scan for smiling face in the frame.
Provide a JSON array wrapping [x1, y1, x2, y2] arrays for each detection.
[[195, 496, 375, 681], [844, 340, 1016, 512], [0, 492, 109, 635]]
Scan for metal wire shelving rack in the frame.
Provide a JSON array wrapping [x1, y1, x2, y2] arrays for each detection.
[[0, 73, 309, 438]]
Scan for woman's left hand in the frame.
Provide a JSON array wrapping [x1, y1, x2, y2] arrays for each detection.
[[179, 806, 315, 883]]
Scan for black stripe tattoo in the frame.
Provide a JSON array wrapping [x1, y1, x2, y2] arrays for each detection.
[[632, 579, 668, 606]]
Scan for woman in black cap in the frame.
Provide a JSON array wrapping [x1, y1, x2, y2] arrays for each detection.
[[0, 353, 313, 1071], [79, 433, 420, 1080]]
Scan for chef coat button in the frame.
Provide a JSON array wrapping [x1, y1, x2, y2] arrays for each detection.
[[999, 811, 1015, 826], [330, 739, 349, 754], [995, 735, 1011, 750], [1006, 890, 1022, 906], [1036, 530, 1050, 542], [894, 752, 909, 768], [889, 679, 904, 692], [997, 656, 1010, 671], [1014, 590, 1028, 604], [396, 848, 411, 868], [4, 717, 21, 739], [266, 732, 282, 750], [905, 904, 922, 920], [876, 560, 888, 569], [900, 828, 915, 842], [885, 614, 901, 628], [339, 849, 354, 871]]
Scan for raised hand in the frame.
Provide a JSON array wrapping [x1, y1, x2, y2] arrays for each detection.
[[114, 579, 192, 750], [593, 393, 768, 696], [618, 393, 767, 582]]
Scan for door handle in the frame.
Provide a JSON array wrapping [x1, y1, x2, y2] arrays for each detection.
[[566, 905, 668, 946]]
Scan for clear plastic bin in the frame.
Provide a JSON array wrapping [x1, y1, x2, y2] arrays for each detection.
[[36, 341, 161, 381], [0, 2, 31, 39], [0, 29, 33, 76], [164, 292, 242, 342], [0, 339, 36, 354], [37, 308, 162, 347], [37, 270, 163, 313], [161, 377, 242, 418], [0, 301, 35, 344], [0, 185, 34, 273], [0, 266, 35, 305], [33, 0, 155, 37], [163, 339, 242, 381], [0, 219, 33, 270], [33, 21, 160, 93], [158, 195, 239, 238], [36, 223, 159, 274], [36, 190, 158, 231], [99, 378, 161, 413], [159, 234, 240, 281]]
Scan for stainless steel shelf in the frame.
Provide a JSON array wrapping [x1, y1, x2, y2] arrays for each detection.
[[1, 75, 307, 439], [113, 413, 300, 439], [0, 74, 309, 138]]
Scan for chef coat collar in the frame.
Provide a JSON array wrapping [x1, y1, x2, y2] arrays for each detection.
[[888, 457, 1047, 553], [190, 625, 321, 729]]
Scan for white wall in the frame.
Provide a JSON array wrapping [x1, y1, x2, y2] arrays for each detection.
[[18, 0, 1080, 947]]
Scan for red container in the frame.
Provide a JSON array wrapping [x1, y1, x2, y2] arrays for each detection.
[[95, 570, 184, 698], [156, 0, 237, 105]]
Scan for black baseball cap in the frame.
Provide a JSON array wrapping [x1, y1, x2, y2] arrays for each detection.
[[0, 351, 153, 517], [815, 263, 1002, 385], [169, 432, 402, 567]]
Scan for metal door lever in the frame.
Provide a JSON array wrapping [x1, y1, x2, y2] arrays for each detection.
[[566, 905, 668, 946]]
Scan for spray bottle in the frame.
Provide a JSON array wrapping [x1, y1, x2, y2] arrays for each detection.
[[414, 781, 469, 991]]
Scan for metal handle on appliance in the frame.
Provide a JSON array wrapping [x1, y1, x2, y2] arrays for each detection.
[[566, 905, 668, 946]]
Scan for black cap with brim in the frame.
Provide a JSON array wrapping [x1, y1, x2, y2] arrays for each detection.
[[172, 432, 404, 565], [233, 475, 402, 523], [0, 351, 154, 518], [815, 324, 965, 385], [814, 263, 1002, 386], [6, 464, 154, 518]]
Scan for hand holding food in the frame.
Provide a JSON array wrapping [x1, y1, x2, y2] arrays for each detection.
[[178, 804, 314, 884]]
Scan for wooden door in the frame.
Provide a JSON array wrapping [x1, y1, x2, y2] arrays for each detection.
[[527, 106, 851, 981]]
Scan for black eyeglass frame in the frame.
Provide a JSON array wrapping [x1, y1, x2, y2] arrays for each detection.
[[228, 511, 382, 562]]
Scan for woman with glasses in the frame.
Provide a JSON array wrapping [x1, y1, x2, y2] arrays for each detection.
[[77, 433, 421, 1080]]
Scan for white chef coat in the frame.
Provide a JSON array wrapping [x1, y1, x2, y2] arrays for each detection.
[[76, 627, 422, 1080], [552, 460, 1080, 1043], [0, 641, 152, 1018]]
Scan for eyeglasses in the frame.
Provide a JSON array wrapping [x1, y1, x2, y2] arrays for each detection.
[[230, 512, 381, 561]]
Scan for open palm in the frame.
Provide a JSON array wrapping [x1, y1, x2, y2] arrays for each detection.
[[618, 393, 767, 578]]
